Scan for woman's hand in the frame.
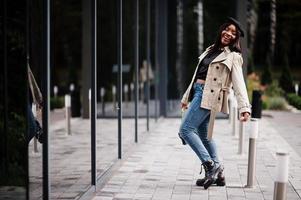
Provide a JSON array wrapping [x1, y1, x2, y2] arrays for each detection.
[[181, 102, 188, 110], [240, 112, 250, 122]]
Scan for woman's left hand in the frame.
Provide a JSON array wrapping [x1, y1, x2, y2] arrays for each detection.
[[240, 112, 250, 122]]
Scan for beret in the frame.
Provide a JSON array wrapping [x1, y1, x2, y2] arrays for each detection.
[[227, 17, 245, 37]]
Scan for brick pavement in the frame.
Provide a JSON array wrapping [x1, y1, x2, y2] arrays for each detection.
[[28, 110, 152, 200], [90, 115, 301, 200], [262, 110, 301, 157]]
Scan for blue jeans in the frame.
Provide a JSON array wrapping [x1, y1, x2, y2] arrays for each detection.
[[179, 83, 219, 164]]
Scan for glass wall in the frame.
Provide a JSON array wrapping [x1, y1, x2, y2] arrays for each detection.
[[1, 0, 170, 199], [0, 0, 28, 199]]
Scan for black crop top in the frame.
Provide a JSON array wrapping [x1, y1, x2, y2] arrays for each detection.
[[195, 49, 223, 80]]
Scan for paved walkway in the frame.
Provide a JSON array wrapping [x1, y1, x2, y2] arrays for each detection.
[[91, 113, 301, 200], [263, 110, 301, 157], [28, 109, 153, 199]]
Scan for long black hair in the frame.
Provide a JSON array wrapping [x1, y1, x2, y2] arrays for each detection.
[[209, 22, 242, 54]]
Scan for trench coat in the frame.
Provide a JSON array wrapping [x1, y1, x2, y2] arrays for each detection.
[[181, 46, 251, 139]]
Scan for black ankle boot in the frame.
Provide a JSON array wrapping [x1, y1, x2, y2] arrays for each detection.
[[196, 162, 211, 186], [215, 165, 226, 186], [196, 164, 226, 187], [201, 161, 222, 189]]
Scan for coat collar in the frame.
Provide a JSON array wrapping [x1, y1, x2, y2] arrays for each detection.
[[198, 45, 233, 70], [211, 46, 231, 64], [198, 46, 211, 61], [198, 46, 231, 60]]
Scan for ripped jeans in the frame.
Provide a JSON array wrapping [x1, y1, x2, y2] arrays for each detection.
[[179, 83, 219, 164]]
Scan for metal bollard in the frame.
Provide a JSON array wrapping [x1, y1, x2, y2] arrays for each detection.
[[295, 83, 299, 95], [246, 118, 259, 187], [273, 151, 289, 200], [65, 95, 71, 135], [70, 83, 75, 92], [228, 97, 233, 124], [238, 121, 246, 155], [140, 82, 144, 102], [70, 83, 81, 117], [232, 100, 238, 137], [54, 85, 58, 98], [100, 87, 105, 116], [32, 103, 38, 153], [228, 90, 234, 124], [130, 83, 134, 102], [112, 85, 116, 110], [89, 89, 91, 118], [124, 84, 129, 107]]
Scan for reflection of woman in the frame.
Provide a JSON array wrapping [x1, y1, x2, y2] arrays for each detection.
[[140, 60, 154, 103], [179, 17, 251, 189], [28, 66, 43, 143]]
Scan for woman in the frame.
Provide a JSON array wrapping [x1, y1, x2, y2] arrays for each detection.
[[179, 17, 251, 189]]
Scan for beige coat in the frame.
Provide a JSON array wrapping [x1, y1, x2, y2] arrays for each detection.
[[181, 46, 251, 139]]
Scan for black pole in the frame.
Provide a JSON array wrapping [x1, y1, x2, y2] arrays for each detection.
[[90, 0, 97, 187], [42, 0, 51, 199], [117, 0, 123, 159], [134, 0, 139, 143], [26, 0, 30, 198], [146, 0, 150, 131], [154, 0, 158, 121], [2, 0, 8, 179], [157, 0, 168, 117]]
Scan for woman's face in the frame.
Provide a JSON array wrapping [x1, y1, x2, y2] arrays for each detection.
[[220, 24, 237, 46]]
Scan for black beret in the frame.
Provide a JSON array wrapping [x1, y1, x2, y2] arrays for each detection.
[[227, 17, 245, 37]]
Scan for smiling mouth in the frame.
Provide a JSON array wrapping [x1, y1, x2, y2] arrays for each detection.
[[223, 36, 230, 42]]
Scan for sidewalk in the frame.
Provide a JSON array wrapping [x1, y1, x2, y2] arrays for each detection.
[[91, 114, 301, 200], [28, 110, 152, 199]]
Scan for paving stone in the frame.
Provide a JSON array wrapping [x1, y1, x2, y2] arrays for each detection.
[[24, 110, 301, 200]]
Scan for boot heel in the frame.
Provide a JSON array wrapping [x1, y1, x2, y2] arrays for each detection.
[[216, 166, 226, 186], [216, 177, 226, 186]]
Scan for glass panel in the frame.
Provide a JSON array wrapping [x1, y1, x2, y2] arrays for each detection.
[[97, 0, 120, 176], [27, 0, 44, 198], [0, 1, 28, 199], [96, 0, 140, 179], [49, 1, 90, 198]]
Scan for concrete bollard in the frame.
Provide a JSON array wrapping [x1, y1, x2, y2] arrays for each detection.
[[124, 84, 129, 107], [246, 118, 259, 187], [65, 95, 71, 135], [232, 99, 238, 137], [100, 87, 105, 116], [273, 151, 289, 200], [238, 121, 246, 155], [32, 103, 38, 153], [112, 85, 116, 110], [54, 85, 58, 98]]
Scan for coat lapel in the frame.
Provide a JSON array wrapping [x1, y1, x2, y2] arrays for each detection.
[[211, 46, 233, 71], [198, 45, 233, 71], [198, 48, 210, 61], [211, 51, 227, 63]]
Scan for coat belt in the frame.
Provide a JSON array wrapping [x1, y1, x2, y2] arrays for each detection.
[[207, 86, 230, 140]]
